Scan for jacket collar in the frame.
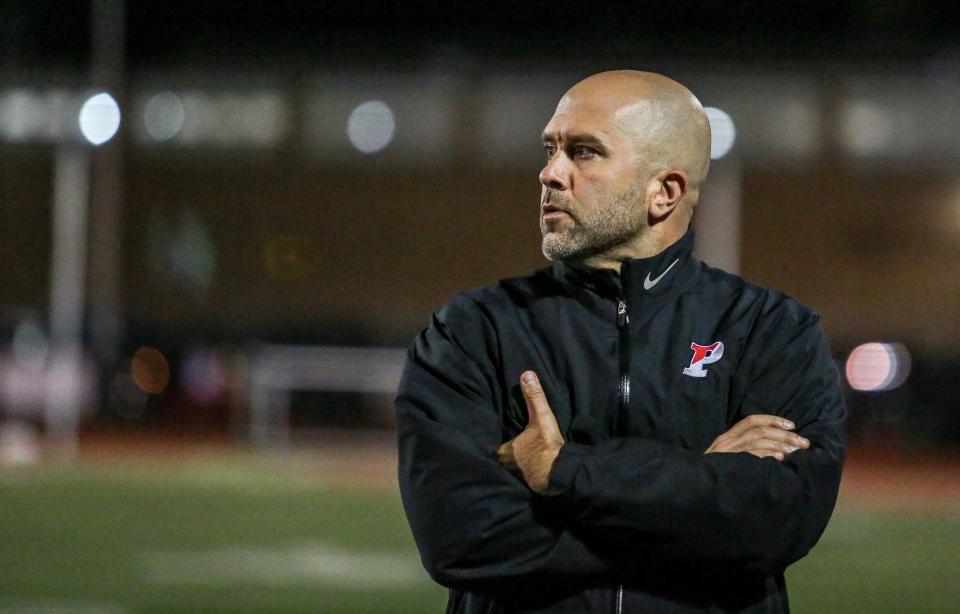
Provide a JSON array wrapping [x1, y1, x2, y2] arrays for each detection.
[[551, 227, 698, 302]]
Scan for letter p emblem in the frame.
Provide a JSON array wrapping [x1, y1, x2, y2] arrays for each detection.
[[683, 341, 724, 378]]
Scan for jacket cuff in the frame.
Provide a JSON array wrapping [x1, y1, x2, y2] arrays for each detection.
[[543, 442, 590, 501]]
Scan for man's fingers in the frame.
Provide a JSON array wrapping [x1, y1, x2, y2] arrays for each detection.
[[746, 448, 786, 461], [752, 427, 809, 448], [705, 416, 809, 455], [727, 414, 795, 437], [746, 437, 800, 455]]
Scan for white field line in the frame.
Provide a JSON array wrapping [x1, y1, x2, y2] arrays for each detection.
[[140, 542, 427, 588]]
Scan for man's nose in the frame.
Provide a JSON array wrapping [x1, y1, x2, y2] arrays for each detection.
[[539, 155, 570, 191]]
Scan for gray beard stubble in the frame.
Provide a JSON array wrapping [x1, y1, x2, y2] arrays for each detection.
[[541, 184, 647, 262]]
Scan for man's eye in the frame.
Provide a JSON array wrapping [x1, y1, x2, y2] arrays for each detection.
[[573, 145, 597, 159], [543, 144, 557, 158]]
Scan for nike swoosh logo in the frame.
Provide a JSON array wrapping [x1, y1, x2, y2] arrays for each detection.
[[643, 258, 680, 290]]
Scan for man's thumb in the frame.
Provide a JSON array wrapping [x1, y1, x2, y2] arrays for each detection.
[[521, 371, 548, 420]]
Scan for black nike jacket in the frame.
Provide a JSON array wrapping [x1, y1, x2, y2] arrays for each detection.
[[395, 229, 846, 613]]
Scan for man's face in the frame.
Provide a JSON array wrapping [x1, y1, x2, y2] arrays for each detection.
[[538, 96, 652, 263]]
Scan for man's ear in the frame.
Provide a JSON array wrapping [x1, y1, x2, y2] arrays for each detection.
[[648, 170, 687, 221]]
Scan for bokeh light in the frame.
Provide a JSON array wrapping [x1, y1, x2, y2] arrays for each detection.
[[704, 106, 736, 159], [845, 342, 912, 392], [130, 347, 171, 395], [182, 347, 228, 405], [840, 100, 892, 156], [347, 100, 395, 153], [0, 420, 41, 466], [78, 92, 121, 145], [144, 91, 186, 141]]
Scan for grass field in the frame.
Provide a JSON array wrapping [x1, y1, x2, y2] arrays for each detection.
[[0, 438, 958, 613]]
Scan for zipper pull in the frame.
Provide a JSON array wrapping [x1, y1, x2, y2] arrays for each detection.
[[617, 300, 629, 328]]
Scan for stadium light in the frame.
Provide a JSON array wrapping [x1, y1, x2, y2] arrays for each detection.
[[144, 92, 185, 141], [131, 346, 171, 394], [840, 100, 892, 156], [704, 106, 736, 159], [0, 421, 41, 466], [845, 342, 912, 392], [78, 92, 121, 146], [347, 100, 395, 154]]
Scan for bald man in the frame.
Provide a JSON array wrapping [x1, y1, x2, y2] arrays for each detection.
[[396, 71, 845, 613]]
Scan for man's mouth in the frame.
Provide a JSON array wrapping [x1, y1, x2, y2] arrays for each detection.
[[541, 204, 570, 219]]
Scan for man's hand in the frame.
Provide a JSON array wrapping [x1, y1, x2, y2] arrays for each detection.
[[705, 414, 809, 460], [496, 371, 565, 494]]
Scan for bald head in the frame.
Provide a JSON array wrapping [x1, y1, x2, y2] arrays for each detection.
[[558, 70, 712, 202], [538, 70, 713, 267]]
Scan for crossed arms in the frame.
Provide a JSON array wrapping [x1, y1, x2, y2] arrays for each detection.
[[395, 297, 846, 594], [498, 371, 810, 495]]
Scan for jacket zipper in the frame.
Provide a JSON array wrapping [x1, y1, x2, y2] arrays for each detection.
[[615, 293, 629, 612], [615, 298, 630, 431], [617, 299, 628, 327]]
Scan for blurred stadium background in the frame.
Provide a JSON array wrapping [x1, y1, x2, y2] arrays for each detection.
[[1, 1, 959, 612]]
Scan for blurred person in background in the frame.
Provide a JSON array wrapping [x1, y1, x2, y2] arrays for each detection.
[[396, 70, 845, 613]]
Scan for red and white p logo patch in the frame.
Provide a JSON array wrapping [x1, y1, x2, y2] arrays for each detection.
[[683, 341, 724, 378]]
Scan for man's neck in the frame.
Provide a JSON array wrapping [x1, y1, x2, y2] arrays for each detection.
[[568, 223, 688, 273]]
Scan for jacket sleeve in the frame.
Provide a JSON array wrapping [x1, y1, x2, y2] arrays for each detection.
[[544, 299, 846, 573], [395, 295, 622, 595]]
